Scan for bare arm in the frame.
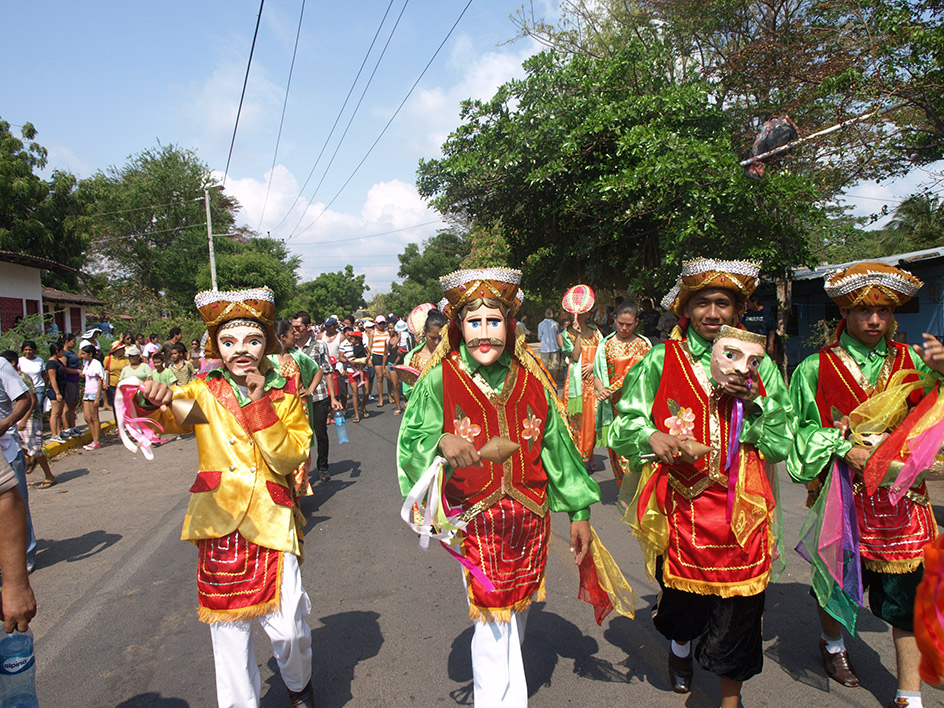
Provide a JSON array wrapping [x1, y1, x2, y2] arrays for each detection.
[[0, 395, 30, 437], [0, 487, 37, 633]]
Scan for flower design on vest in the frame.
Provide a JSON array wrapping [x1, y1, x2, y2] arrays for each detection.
[[665, 407, 695, 436], [454, 416, 482, 443], [522, 413, 543, 442]]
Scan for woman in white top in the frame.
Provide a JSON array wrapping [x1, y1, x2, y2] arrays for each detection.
[[79, 340, 105, 450], [18, 340, 47, 416]]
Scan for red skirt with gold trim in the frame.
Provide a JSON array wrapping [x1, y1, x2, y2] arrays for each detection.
[[463, 497, 549, 622], [855, 486, 937, 573], [196, 531, 282, 624]]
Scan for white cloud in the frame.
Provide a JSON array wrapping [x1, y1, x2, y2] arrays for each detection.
[[399, 37, 541, 156], [838, 161, 944, 229], [218, 168, 445, 293]]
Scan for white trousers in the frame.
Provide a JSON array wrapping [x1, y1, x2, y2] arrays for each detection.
[[209, 553, 313, 708], [471, 607, 530, 707]]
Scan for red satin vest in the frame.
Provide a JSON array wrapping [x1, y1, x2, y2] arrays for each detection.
[[815, 340, 935, 571], [650, 340, 773, 596]]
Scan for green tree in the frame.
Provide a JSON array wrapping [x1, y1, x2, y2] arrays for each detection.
[[376, 230, 471, 315], [886, 194, 944, 251], [282, 265, 368, 322], [0, 119, 90, 286], [418, 44, 824, 299], [195, 237, 301, 307], [83, 143, 238, 309]]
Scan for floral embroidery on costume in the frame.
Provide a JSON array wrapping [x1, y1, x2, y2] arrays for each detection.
[[522, 413, 543, 442], [455, 416, 482, 443], [665, 407, 695, 436]]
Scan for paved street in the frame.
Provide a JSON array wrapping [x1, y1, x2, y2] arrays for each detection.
[[23, 405, 944, 707]]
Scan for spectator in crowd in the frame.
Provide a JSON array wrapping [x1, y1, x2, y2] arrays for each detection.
[[47, 317, 59, 338], [657, 306, 679, 340], [142, 333, 160, 362], [401, 309, 446, 401], [79, 340, 104, 451], [46, 342, 67, 444], [292, 311, 339, 483], [120, 346, 153, 382], [134, 333, 146, 349], [638, 297, 662, 342], [160, 326, 183, 360], [383, 318, 404, 415], [168, 343, 196, 386], [0, 354, 35, 570], [104, 333, 132, 410], [82, 328, 103, 353], [61, 332, 82, 439], [338, 326, 363, 421], [0, 454, 36, 631], [149, 352, 177, 386], [0, 352, 55, 489], [537, 308, 562, 378], [188, 338, 203, 364], [741, 294, 777, 358], [369, 315, 389, 408], [17, 341, 46, 422]]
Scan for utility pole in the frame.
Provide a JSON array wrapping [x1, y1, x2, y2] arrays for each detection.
[[205, 189, 218, 291]]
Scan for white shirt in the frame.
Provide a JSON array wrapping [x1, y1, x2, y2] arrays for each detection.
[[18, 356, 45, 389]]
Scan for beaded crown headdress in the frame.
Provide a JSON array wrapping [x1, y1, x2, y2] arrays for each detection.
[[661, 258, 761, 316], [824, 262, 922, 309], [194, 287, 279, 357]]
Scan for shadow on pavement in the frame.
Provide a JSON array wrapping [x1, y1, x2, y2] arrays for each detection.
[[260, 610, 383, 708], [763, 580, 895, 703], [45, 466, 91, 484], [446, 602, 637, 705], [114, 693, 190, 707], [34, 529, 122, 569]]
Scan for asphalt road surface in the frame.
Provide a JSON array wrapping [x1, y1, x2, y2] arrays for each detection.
[[22, 404, 944, 707]]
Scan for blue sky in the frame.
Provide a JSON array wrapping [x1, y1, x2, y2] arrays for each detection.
[[3, 1, 939, 294]]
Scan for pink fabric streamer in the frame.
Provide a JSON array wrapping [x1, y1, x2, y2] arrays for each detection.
[[440, 541, 497, 594], [819, 459, 847, 587], [725, 399, 744, 522], [890, 416, 944, 505], [115, 379, 164, 460]]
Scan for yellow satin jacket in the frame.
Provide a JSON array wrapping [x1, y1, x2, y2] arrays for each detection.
[[151, 374, 312, 556]]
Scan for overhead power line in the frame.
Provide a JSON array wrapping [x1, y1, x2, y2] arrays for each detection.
[[283, 0, 411, 238], [257, 0, 307, 230], [290, 218, 442, 246], [287, 0, 474, 241], [89, 197, 204, 218], [222, 0, 266, 188], [268, 0, 400, 234]]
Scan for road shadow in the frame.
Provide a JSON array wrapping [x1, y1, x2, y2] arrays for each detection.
[[261, 610, 383, 708], [597, 477, 621, 506], [763, 579, 895, 703], [43, 466, 91, 484], [113, 693, 190, 707], [446, 602, 634, 705], [33, 529, 122, 570], [299, 479, 356, 526]]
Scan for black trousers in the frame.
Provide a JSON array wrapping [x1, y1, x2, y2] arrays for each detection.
[[311, 396, 330, 472], [654, 559, 766, 682]]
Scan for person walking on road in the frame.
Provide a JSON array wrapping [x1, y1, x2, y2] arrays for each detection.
[[0, 356, 34, 571], [131, 287, 317, 708]]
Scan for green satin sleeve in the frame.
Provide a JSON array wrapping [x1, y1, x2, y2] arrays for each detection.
[[560, 330, 574, 356], [785, 355, 852, 483], [541, 391, 601, 521], [738, 355, 794, 463], [292, 350, 319, 389], [396, 364, 446, 497], [608, 344, 665, 464], [400, 344, 424, 400]]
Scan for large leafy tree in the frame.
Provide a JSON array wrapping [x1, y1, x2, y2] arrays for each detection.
[[83, 144, 238, 309], [378, 230, 472, 315], [418, 45, 824, 299], [0, 119, 90, 287], [282, 265, 368, 322]]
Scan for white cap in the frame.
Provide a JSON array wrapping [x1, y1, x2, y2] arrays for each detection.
[[79, 339, 94, 349]]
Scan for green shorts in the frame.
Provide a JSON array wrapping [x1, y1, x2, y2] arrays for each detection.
[[862, 565, 923, 632]]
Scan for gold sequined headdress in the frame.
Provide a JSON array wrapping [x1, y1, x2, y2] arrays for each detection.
[[824, 262, 923, 309], [195, 287, 279, 357], [439, 268, 522, 320], [661, 258, 761, 317]]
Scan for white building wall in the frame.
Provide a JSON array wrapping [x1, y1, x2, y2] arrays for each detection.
[[0, 261, 42, 301]]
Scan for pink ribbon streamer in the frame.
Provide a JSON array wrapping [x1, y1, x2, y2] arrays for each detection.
[[890, 415, 944, 505], [115, 380, 164, 459], [440, 541, 497, 594], [725, 398, 744, 522]]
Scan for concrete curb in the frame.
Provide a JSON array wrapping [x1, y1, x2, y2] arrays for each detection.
[[43, 420, 117, 459]]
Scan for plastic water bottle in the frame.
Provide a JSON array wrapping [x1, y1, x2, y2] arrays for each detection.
[[0, 630, 38, 708], [334, 411, 349, 444]]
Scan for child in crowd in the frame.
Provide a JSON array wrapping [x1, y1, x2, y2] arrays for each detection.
[[79, 340, 104, 450]]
